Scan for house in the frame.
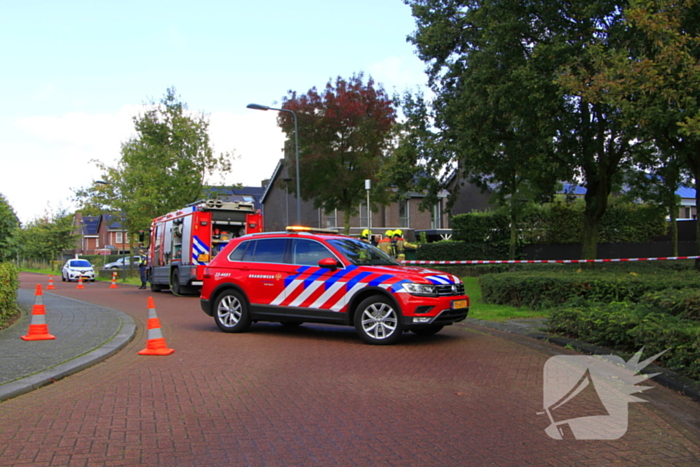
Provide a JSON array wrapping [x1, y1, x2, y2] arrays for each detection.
[[69, 212, 131, 256], [260, 160, 451, 242]]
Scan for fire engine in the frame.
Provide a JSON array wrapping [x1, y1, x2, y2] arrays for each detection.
[[148, 199, 263, 295]]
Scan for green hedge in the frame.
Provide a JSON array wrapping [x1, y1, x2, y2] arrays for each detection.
[[0, 262, 19, 325], [478, 270, 700, 310], [547, 301, 700, 380], [453, 202, 667, 245]]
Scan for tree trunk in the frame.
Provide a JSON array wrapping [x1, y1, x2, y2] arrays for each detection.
[[343, 210, 351, 235]]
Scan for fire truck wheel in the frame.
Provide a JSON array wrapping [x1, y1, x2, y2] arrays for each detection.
[[171, 270, 182, 295], [354, 295, 403, 345], [214, 290, 251, 333]]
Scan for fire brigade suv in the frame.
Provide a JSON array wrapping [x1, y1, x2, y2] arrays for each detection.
[[148, 199, 263, 295], [200, 227, 470, 345]]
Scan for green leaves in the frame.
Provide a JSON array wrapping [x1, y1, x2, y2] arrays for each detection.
[[279, 74, 396, 233], [75, 87, 232, 239]]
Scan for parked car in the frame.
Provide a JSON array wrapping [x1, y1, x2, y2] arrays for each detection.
[[62, 259, 96, 282], [200, 227, 470, 345], [104, 256, 139, 269]]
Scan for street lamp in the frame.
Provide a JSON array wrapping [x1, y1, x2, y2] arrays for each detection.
[[247, 103, 301, 224]]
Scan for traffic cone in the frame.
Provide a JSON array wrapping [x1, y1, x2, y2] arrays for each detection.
[[21, 284, 56, 341], [109, 272, 118, 289], [47, 275, 56, 290], [76, 276, 85, 289], [138, 297, 174, 356]]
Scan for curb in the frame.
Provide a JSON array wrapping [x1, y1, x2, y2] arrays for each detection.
[[0, 297, 136, 402], [464, 317, 700, 404]]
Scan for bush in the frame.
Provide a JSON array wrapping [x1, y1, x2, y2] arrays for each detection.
[[479, 270, 700, 309], [0, 262, 19, 325], [548, 302, 700, 380], [639, 288, 700, 321]]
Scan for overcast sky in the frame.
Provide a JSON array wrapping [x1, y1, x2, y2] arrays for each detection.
[[0, 0, 429, 224]]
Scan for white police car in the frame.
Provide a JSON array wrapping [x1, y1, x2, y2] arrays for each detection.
[[62, 259, 96, 282]]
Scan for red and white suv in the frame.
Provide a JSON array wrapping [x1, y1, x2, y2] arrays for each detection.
[[200, 228, 469, 345]]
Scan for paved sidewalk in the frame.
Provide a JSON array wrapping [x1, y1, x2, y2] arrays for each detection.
[[0, 288, 135, 401]]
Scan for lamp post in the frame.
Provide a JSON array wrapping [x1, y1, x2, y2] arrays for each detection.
[[282, 177, 292, 227], [247, 103, 301, 224], [95, 180, 127, 282]]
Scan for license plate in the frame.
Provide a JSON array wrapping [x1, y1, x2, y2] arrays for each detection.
[[452, 300, 467, 309]]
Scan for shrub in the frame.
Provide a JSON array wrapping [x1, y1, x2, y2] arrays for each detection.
[[0, 262, 19, 324], [416, 241, 510, 262]]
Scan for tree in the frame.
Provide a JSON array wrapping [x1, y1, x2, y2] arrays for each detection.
[[279, 74, 396, 234], [0, 194, 20, 262], [591, 0, 700, 266], [406, 0, 642, 260], [75, 87, 232, 243], [17, 209, 76, 263]]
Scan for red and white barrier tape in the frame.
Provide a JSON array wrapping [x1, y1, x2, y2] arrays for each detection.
[[403, 256, 700, 265]]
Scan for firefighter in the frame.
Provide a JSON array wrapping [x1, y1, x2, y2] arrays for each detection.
[[360, 229, 371, 243], [378, 230, 394, 256], [138, 250, 148, 289], [392, 229, 417, 262]]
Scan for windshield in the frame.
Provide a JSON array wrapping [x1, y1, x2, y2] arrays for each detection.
[[69, 260, 92, 268], [328, 238, 400, 266]]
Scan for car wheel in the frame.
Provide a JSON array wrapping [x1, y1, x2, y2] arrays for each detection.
[[412, 324, 444, 336], [213, 290, 251, 333], [170, 270, 181, 296], [354, 295, 403, 345], [62, 274, 66, 282]]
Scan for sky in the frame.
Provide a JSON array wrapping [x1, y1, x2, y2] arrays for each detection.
[[0, 0, 429, 225]]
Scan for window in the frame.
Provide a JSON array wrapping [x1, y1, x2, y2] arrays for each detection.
[[249, 239, 288, 263], [292, 239, 334, 266], [399, 199, 409, 228], [228, 241, 251, 262], [431, 202, 442, 229], [115, 231, 128, 244]]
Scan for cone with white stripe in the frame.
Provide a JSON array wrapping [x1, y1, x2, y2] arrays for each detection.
[[109, 272, 118, 289], [138, 297, 174, 356], [76, 276, 85, 289], [47, 275, 56, 290], [21, 284, 56, 341]]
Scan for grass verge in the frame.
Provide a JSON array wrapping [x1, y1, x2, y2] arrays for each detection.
[[462, 277, 548, 322]]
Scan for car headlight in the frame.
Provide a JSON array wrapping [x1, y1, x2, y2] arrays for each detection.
[[402, 283, 437, 297]]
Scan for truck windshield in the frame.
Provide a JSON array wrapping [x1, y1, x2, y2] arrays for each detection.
[[327, 238, 400, 266]]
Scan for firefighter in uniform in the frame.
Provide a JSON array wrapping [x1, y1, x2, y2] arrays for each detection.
[[392, 229, 418, 262], [138, 250, 148, 289], [378, 230, 394, 256]]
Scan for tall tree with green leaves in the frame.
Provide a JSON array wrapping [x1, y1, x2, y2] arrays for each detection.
[[278, 74, 396, 234], [75, 87, 232, 242], [0, 194, 20, 262], [588, 0, 700, 266], [406, 0, 642, 260], [17, 209, 76, 263]]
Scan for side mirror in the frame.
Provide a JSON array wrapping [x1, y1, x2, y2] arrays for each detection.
[[318, 257, 339, 271]]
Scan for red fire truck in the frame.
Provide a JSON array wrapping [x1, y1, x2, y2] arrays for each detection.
[[148, 199, 263, 295]]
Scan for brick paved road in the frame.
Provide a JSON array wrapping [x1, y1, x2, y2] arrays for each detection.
[[1, 273, 699, 466]]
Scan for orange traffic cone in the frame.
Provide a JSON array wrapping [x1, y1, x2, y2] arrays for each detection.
[[138, 297, 174, 356], [47, 275, 56, 290], [22, 284, 56, 341], [109, 272, 118, 289], [76, 276, 85, 289]]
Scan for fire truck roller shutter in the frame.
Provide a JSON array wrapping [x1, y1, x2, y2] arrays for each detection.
[[211, 211, 249, 223]]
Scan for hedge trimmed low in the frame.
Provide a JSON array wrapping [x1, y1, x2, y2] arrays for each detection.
[[479, 270, 700, 309], [0, 262, 19, 325], [547, 300, 700, 380]]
